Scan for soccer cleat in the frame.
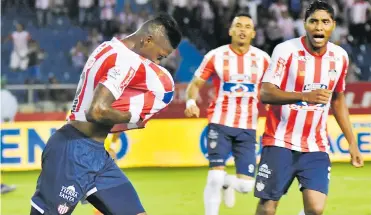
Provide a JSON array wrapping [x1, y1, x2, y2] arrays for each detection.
[[223, 185, 235, 208], [1, 184, 16, 194]]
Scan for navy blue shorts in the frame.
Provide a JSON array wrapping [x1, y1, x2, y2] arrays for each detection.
[[207, 123, 257, 177], [254, 146, 331, 201], [31, 124, 145, 215]]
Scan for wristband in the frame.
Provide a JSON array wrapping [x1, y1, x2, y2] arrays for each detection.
[[186, 99, 197, 108]]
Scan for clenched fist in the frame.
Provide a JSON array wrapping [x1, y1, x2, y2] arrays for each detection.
[[302, 89, 332, 104], [184, 105, 200, 118]]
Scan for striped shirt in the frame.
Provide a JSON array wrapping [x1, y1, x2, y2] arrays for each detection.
[[68, 38, 174, 132], [262, 37, 349, 152], [195, 44, 270, 129]]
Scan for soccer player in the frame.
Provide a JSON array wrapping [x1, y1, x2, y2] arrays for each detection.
[[30, 14, 181, 215], [184, 13, 270, 215], [254, 1, 364, 215]]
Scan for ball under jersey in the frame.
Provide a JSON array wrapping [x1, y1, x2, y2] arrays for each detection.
[[67, 37, 175, 132]]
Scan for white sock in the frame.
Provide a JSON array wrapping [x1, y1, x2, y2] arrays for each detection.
[[204, 170, 226, 215], [298, 209, 305, 215], [224, 174, 255, 193]]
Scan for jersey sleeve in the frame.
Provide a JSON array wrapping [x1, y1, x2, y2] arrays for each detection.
[[194, 50, 216, 81], [262, 43, 292, 88], [334, 53, 349, 93], [100, 62, 137, 99]]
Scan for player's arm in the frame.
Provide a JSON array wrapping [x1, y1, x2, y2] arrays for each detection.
[[185, 51, 215, 117], [86, 84, 132, 125], [86, 64, 138, 125], [331, 55, 363, 167], [260, 44, 331, 105]]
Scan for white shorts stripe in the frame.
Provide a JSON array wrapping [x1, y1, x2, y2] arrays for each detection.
[[31, 200, 44, 214]]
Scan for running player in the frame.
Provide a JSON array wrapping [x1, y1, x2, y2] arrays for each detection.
[[30, 14, 181, 215], [184, 13, 270, 215], [254, 1, 364, 215]]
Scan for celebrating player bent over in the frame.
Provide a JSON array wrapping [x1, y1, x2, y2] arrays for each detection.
[[254, 1, 364, 215], [185, 13, 270, 215], [30, 14, 181, 215]]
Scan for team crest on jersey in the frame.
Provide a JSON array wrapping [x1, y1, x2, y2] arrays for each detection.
[[290, 83, 328, 111], [57, 203, 69, 214], [328, 69, 337, 81], [273, 57, 286, 78]]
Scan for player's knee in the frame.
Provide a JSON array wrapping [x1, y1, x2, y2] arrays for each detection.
[[206, 170, 225, 188], [236, 178, 254, 193], [209, 166, 225, 171], [137, 213, 147, 215], [304, 205, 324, 215], [256, 199, 278, 215]]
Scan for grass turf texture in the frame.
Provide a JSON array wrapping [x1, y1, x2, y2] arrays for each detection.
[[1, 163, 371, 215]]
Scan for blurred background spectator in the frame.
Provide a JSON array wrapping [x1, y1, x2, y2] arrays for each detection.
[[1, 0, 371, 113]]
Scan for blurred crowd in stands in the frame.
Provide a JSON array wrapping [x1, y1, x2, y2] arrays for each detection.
[[1, 0, 371, 115]]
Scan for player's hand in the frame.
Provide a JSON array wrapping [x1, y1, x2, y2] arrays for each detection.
[[349, 143, 364, 168], [107, 148, 117, 161], [264, 104, 270, 111], [302, 89, 332, 104], [184, 105, 200, 118]]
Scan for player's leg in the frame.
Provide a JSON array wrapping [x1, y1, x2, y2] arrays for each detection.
[[10, 51, 19, 71], [223, 129, 257, 207], [254, 146, 296, 215], [296, 152, 331, 215], [30, 125, 101, 215], [85, 158, 146, 215], [204, 123, 232, 215]]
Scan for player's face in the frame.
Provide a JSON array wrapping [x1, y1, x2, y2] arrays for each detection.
[[140, 36, 173, 64], [304, 10, 335, 49], [229, 16, 255, 44]]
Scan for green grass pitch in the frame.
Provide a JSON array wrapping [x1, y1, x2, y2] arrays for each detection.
[[1, 163, 370, 215]]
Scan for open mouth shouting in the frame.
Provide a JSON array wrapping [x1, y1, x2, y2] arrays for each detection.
[[239, 33, 246, 39], [312, 33, 325, 43]]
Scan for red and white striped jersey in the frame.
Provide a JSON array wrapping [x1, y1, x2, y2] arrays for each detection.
[[68, 38, 174, 132], [195, 45, 270, 129], [262, 37, 349, 153]]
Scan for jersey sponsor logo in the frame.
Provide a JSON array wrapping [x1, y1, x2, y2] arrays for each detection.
[[223, 83, 255, 97], [230, 74, 250, 82], [119, 67, 136, 91], [290, 83, 328, 111], [324, 56, 341, 61], [257, 164, 272, 178], [59, 185, 79, 202], [293, 55, 312, 61]]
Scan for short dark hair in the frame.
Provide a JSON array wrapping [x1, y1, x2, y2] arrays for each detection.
[[150, 13, 182, 49], [305, 0, 335, 21], [235, 12, 252, 19]]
